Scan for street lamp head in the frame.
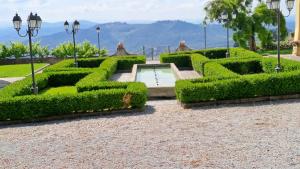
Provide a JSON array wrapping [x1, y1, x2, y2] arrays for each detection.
[[27, 12, 37, 29], [232, 11, 237, 19], [266, 0, 272, 9], [285, 0, 295, 12], [64, 20, 69, 31], [73, 20, 80, 32], [270, 0, 280, 10], [36, 13, 42, 29], [13, 13, 22, 31], [221, 11, 228, 21], [96, 26, 100, 33]]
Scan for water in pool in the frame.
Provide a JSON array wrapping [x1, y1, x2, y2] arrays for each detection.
[[136, 66, 177, 87]]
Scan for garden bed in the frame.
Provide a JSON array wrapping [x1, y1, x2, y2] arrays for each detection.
[[161, 48, 300, 107], [0, 56, 147, 122]]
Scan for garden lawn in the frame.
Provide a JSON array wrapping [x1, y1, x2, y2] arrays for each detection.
[[0, 63, 47, 78], [41, 86, 78, 95], [257, 49, 293, 56]]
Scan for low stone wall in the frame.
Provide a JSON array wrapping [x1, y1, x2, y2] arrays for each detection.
[[0, 57, 63, 65]]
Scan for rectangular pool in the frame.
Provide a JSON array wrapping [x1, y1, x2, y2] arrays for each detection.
[[136, 66, 177, 87]]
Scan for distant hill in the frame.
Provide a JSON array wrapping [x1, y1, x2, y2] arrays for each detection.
[[0, 20, 296, 54]]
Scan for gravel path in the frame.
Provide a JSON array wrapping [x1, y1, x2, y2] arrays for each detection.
[[1, 100, 300, 168]]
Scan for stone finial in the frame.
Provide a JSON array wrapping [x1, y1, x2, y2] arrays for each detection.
[[111, 42, 131, 56], [176, 40, 192, 52]]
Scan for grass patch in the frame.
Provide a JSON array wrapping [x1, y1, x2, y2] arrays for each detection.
[[0, 63, 47, 78], [41, 86, 77, 95], [257, 49, 293, 56]]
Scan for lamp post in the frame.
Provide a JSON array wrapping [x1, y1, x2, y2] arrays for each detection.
[[203, 17, 208, 49], [64, 20, 80, 67], [96, 26, 101, 52], [220, 11, 237, 58], [266, 0, 295, 72], [13, 12, 42, 94]]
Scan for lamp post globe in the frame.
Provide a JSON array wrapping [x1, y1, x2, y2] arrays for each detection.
[[64, 21, 69, 31], [285, 0, 295, 12], [73, 20, 80, 32], [270, 0, 281, 10], [13, 13, 22, 31]]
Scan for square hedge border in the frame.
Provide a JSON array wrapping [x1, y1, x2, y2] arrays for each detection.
[[160, 48, 300, 104], [0, 56, 147, 121]]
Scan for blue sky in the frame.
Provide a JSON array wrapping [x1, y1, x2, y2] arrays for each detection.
[[0, 0, 296, 26], [0, 0, 208, 25]]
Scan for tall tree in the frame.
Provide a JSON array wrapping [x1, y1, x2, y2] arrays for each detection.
[[205, 0, 288, 51]]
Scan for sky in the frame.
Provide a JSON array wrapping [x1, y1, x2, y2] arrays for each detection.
[[0, 0, 296, 27]]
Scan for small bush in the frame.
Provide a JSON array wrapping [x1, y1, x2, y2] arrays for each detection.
[[204, 62, 239, 78], [160, 53, 191, 68], [114, 56, 146, 70]]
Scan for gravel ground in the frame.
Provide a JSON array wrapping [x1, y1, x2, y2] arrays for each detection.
[[0, 100, 300, 169]]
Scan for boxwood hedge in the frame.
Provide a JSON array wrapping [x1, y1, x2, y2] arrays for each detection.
[[163, 48, 300, 104], [0, 56, 147, 121]]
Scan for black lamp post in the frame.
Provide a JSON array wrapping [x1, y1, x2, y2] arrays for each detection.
[[221, 11, 236, 58], [266, 0, 295, 72], [64, 20, 80, 67], [203, 17, 208, 49], [96, 26, 101, 53], [13, 12, 42, 94]]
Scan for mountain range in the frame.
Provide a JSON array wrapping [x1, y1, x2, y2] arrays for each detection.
[[0, 20, 296, 54]]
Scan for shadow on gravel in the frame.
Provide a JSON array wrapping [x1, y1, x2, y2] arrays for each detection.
[[189, 99, 300, 111], [0, 105, 156, 129]]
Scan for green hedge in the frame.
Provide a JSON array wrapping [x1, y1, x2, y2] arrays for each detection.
[[262, 57, 300, 73], [191, 54, 210, 74], [160, 53, 191, 68], [204, 62, 239, 78], [0, 82, 147, 121], [44, 59, 97, 73], [77, 58, 106, 68], [0, 56, 148, 121], [0, 74, 49, 98], [114, 56, 146, 70], [176, 70, 300, 103], [47, 71, 89, 87]]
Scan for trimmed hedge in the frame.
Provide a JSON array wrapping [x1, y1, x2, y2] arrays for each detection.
[[0, 56, 148, 121], [160, 53, 192, 68], [204, 62, 239, 78], [176, 70, 300, 103], [44, 58, 104, 72], [191, 54, 210, 74], [0, 82, 147, 121], [114, 56, 146, 70]]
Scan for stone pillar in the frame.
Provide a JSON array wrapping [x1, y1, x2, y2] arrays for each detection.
[[293, 0, 300, 56]]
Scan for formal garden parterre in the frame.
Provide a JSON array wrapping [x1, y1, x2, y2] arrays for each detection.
[[161, 48, 300, 105], [0, 56, 147, 121]]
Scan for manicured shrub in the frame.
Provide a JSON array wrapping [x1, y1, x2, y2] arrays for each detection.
[[47, 71, 89, 87], [0, 74, 49, 98], [176, 70, 300, 103], [77, 58, 106, 68], [191, 53, 210, 74], [0, 82, 148, 121], [204, 62, 239, 78], [114, 56, 146, 70], [262, 57, 300, 73], [219, 59, 264, 75], [76, 71, 111, 92], [160, 53, 191, 68]]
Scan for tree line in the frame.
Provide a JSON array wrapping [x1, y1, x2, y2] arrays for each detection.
[[0, 41, 107, 59]]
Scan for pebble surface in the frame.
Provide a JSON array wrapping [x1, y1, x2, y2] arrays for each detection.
[[0, 100, 300, 169]]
